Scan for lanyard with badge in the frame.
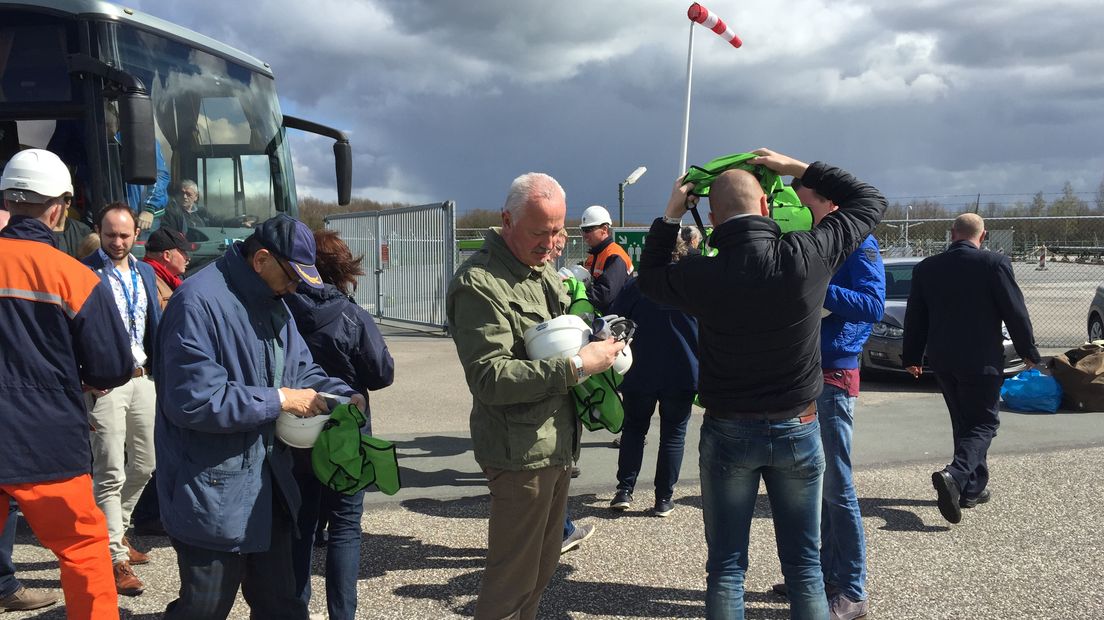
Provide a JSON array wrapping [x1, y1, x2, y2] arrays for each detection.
[[110, 256, 146, 367]]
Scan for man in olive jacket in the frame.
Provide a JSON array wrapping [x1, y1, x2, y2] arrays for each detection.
[[447, 172, 623, 620]]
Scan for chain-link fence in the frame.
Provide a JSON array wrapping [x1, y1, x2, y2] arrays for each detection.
[[873, 216, 1104, 349], [459, 217, 1104, 349]]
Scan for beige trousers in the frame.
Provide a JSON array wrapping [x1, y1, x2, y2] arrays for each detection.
[[88, 374, 157, 564], [475, 465, 571, 620]]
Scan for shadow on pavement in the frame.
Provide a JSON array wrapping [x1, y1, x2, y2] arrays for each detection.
[[393, 565, 721, 619], [395, 435, 471, 458]]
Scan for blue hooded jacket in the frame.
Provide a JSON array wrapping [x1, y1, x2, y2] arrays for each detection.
[[154, 242, 355, 553], [821, 235, 885, 369]]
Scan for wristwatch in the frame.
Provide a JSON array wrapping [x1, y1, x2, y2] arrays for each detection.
[[662, 215, 683, 225], [571, 354, 587, 381]]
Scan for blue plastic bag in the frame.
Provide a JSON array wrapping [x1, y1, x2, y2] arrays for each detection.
[[1000, 368, 1062, 413]]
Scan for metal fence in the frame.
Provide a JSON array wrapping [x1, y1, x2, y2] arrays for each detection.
[[327, 202, 455, 330], [459, 216, 1104, 348], [873, 216, 1104, 349]]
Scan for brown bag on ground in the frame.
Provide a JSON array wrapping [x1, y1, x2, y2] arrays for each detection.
[[1048, 343, 1104, 412]]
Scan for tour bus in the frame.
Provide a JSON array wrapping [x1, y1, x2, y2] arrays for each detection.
[[1, 0, 351, 268]]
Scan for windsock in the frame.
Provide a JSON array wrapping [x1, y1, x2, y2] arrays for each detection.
[[687, 3, 742, 48]]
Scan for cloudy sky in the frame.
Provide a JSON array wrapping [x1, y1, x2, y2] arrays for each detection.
[[140, 0, 1104, 221]]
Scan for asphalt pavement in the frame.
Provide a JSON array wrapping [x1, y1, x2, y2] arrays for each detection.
[[7, 325, 1104, 619]]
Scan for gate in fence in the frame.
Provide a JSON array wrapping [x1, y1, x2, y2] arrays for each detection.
[[326, 202, 455, 330]]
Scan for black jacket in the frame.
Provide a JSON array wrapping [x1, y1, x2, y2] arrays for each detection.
[[285, 284, 395, 399], [902, 240, 1040, 375], [637, 162, 886, 413]]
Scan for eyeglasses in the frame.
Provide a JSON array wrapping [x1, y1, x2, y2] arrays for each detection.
[[581, 225, 601, 234], [275, 257, 301, 285]]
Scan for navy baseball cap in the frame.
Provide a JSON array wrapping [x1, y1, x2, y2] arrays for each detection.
[[145, 227, 189, 254], [251, 214, 324, 289]]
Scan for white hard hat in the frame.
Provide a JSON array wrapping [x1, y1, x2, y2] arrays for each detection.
[[580, 205, 612, 228], [612, 343, 633, 375], [1, 149, 73, 199], [524, 314, 591, 361], [569, 264, 591, 283], [276, 412, 331, 448]]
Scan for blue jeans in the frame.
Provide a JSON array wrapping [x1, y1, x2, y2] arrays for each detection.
[[163, 493, 306, 620], [291, 448, 365, 620], [817, 384, 866, 601], [0, 500, 19, 599], [699, 414, 828, 620], [617, 389, 694, 500]]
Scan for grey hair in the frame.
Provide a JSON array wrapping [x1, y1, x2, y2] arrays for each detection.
[[180, 179, 200, 197], [503, 173, 565, 219], [680, 226, 701, 244]]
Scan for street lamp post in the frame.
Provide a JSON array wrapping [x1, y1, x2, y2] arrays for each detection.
[[618, 166, 647, 226], [904, 204, 914, 249]]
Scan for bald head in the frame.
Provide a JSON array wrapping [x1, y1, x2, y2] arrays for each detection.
[[951, 213, 985, 244], [708, 169, 767, 223]]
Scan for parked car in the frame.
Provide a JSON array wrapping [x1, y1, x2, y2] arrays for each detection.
[[1088, 285, 1104, 341], [860, 257, 1026, 376]]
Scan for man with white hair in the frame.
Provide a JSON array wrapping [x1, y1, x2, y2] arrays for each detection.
[[447, 173, 624, 620], [161, 179, 208, 234], [0, 149, 133, 618]]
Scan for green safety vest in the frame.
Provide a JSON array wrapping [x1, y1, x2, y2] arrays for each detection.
[[572, 368, 625, 434], [563, 276, 596, 324], [312, 404, 401, 496], [683, 152, 813, 234], [562, 277, 624, 433]]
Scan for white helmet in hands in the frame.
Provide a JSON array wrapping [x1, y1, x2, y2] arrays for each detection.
[[580, 205, 612, 228], [524, 315, 591, 360]]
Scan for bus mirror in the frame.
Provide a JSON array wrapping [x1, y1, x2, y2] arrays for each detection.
[[334, 140, 352, 206], [118, 90, 156, 185], [283, 115, 353, 206]]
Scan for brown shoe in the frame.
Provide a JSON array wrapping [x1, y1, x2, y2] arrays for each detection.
[[122, 535, 149, 565], [113, 561, 145, 596], [0, 586, 59, 611]]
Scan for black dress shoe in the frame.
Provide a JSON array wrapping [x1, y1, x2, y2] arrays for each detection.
[[932, 469, 962, 524], [960, 488, 991, 508]]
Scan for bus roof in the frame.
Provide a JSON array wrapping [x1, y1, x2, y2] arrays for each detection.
[[5, 0, 274, 77]]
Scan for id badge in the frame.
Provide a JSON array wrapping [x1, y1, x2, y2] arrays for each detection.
[[131, 342, 148, 368]]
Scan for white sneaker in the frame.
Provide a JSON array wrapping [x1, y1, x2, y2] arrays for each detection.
[[560, 522, 595, 554]]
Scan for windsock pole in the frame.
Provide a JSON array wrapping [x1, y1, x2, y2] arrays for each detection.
[[679, 21, 695, 177]]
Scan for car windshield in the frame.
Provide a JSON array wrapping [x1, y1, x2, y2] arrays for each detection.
[[885, 263, 916, 300]]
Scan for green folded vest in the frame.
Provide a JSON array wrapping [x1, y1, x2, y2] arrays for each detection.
[[572, 368, 625, 434], [312, 403, 401, 496], [683, 152, 812, 233], [563, 276, 596, 324], [561, 277, 626, 433]]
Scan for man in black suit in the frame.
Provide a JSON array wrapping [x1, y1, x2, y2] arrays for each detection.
[[902, 213, 1041, 524]]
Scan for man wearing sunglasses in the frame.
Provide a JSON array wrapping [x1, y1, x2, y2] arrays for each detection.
[[580, 205, 633, 315], [154, 213, 365, 619]]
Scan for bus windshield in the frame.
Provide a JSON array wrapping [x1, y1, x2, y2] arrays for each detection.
[[105, 21, 298, 234]]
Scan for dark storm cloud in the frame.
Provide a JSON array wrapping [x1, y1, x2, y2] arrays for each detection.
[[137, 0, 1104, 213]]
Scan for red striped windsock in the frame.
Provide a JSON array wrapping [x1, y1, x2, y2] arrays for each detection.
[[687, 3, 742, 48]]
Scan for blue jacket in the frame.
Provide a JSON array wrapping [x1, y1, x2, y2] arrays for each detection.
[[821, 235, 886, 369], [285, 284, 395, 399], [82, 250, 163, 373], [610, 276, 699, 393], [154, 242, 355, 553], [0, 217, 132, 484]]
